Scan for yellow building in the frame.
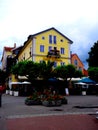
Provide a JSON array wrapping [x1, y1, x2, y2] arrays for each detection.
[[18, 27, 73, 66]]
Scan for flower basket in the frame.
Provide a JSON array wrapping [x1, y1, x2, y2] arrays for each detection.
[[41, 89, 64, 107]]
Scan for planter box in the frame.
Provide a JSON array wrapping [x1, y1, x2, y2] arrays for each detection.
[[25, 99, 42, 105], [42, 100, 62, 107], [55, 100, 62, 106], [14, 91, 19, 96], [61, 97, 68, 104]]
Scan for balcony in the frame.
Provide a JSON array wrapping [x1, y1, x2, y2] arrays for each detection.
[[47, 50, 61, 58]]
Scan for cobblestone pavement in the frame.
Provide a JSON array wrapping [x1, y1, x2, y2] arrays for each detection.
[[0, 94, 98, 130]]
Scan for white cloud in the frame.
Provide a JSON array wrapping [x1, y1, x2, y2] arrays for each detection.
[[0, 0, 98, 68]]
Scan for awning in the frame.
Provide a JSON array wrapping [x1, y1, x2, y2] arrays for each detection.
[[79, 77, 96, 84]]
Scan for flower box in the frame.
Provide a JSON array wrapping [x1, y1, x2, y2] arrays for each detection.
[[25, 99, 42, 105], [42, 100, 62, 107], [55, 100, 62, 106], [61, 97, 68, 104]]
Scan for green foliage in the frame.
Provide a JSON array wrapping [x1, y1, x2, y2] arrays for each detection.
[[11, 61, 26, 76], [74, 70, 83, 78], [87, 41, 98, 67], [11, 60, 40, 81], [54, 65, 68, 79], [66, 64, 76, 79], [11, 60, 82, 82], [38, 61, 54, 79], [54, 64, 78, 80], [11, 60, 54, 82], [88, 67, 98, 82]]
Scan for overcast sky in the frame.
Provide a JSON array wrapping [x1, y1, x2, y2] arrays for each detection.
[[0, 0, 98, 68]]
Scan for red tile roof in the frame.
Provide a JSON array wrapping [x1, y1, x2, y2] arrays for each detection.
[[4, 46, 14, 51]]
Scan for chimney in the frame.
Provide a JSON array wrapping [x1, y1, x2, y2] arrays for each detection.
[[14, 43, 16, 48]]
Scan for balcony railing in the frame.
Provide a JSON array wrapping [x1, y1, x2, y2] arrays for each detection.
[[47, 50, 61, 58]]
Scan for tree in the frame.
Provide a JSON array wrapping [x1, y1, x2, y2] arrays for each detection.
[[54, 65, 68, 80], [86, 41, 98, 82], [74, 70, 83, 78], [87, 41, 98, 67], [11, 60, 54, 82], [88, 67, 98, 82], [54, 64, 81, 89], [54, 64, 79, 80], [39, 61, 54, 80], [11, 61, 40, 82], [66, 64, 76, 80]]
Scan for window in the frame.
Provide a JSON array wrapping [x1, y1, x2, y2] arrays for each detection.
[[49, 35, 57, 44], [54, 61, 57, 67], [79, 67, 82, 71], [42, 36, 45, 39], [60, 48, 65, 54], [40, 45, 44, 52], [49, 35, 52, 43], [24, 53, 25, 60], [30, 47, 32, 56], [61, 62, 65, 66], [54, 36, 56, 44], [40, 60, 44, 63], [48, 46, 52, 51], [74, 59, 78, 66], [61, 39, 63, 42]]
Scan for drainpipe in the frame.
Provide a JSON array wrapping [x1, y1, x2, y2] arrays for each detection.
[[32, 37, 36, 61]]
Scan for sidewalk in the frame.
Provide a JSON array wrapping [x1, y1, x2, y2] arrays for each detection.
[[1, 94, 98, 130], [6, 114, 98, 130]]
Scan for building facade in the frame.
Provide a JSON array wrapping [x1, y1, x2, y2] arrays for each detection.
[[71, 53, 88, 76], [71, 53, 84, 71], [1, 43, 16, 71], [18, 27, 73, 67], [1, 28, 74, 84]]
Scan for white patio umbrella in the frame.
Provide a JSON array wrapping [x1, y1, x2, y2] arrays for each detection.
[[75, 82, 86, 85], [9, 82, 22, 84], [22, 81, 31, 84]]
